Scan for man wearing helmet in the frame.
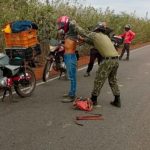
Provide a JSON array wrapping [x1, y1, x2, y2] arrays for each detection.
[[57, 16, 79, 103], [119, 24, 135, 60], [84, 22, 114, 77], [72, 20, 121, 108], [92, 21, 113, 37]]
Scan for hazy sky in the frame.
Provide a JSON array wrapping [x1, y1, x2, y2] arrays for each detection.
[[75, 0, 150, 19]]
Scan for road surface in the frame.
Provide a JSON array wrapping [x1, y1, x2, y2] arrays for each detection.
[[0, 45, 150, 150]]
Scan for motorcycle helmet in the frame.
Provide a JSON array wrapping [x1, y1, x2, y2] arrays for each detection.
[[124, 24, 131, 31], [93, 21, 106, 32], [57, 16, 70, 33]]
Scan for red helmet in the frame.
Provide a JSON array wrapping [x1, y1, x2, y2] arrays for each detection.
[[57, 16, 69, 33]]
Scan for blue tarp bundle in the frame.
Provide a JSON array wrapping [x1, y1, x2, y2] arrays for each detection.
[[11, 20, 38, 33]]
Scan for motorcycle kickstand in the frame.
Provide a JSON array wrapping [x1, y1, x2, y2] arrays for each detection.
[[2, 88, 13, 103], [2, 88, 7, 102]]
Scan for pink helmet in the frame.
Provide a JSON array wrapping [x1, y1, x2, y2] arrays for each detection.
[[57, 16, 69, 33]]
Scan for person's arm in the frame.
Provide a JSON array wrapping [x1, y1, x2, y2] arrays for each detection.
[[77, 35, 93, 45], [129, 30, 135, 41], [118, 32, 126, 38], [70, 20, 94, 45], [65, 20, 78, 39], [83, 37, 94, 45], [105, 27, 114, 37]]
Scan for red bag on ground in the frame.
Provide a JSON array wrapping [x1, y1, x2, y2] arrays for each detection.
[[73, 97, 93, 111]]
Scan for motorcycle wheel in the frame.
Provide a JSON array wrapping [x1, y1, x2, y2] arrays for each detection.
[[14, 67, 36, 97], [42, 60, 54, 82]]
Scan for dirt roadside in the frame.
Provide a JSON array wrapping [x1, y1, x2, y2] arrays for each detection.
[[33, 55, 90, 81], [33, 42, 150, 81]]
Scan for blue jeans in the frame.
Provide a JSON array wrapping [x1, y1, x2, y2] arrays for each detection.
[[64, 53, 77, 97]]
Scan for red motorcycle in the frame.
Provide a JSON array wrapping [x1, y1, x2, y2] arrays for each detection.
[[0, 53, 36, 102], [42, 44, 67, 82]]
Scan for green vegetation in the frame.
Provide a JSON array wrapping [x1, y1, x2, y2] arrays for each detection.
[[0, 0, 150, 52]]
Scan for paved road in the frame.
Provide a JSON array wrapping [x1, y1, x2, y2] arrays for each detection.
[[0, 45, 150, 150]]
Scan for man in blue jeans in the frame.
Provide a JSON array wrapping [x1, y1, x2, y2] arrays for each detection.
[[64, 49, 77, 99], [57, 16, 78, 102]]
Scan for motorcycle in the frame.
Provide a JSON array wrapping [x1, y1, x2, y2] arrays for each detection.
[[0, 53, 36, 102], [111, 35, 123, 50], [42, 44, 67, 82]]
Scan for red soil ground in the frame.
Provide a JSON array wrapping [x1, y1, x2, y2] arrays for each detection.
[[33, 56, 90, 81], [33, 42, 150, 81]]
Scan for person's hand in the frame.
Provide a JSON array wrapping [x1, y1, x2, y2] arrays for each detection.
[[71, 20, 77, 25], [70, 20, 77, 27], [78, 35, 84, 41], [77, 35, 85, 45]]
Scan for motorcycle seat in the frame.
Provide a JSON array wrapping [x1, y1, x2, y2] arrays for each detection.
[[5, 65, 20, 76]]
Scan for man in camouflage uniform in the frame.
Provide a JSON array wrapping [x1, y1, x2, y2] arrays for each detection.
[[84, 22, 114, 77], [73, 21, 121, 108]]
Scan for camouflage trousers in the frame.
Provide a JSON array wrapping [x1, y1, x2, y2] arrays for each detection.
[[92, 59, 120, 97]]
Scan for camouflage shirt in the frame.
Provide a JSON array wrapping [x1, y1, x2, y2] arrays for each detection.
[[74, 22, 119, 57], [65, 21, 78, 41]]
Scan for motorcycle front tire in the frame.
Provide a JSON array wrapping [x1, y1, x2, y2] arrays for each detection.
[[42, 60, 54, 82]]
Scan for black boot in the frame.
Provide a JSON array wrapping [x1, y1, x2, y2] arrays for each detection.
[[91, 95, 97, 105], [110, 95, 121, 108], [126, 57, 129, 61]]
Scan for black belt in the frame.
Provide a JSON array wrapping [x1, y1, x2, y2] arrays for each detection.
[[104, 56, 119, 60]]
